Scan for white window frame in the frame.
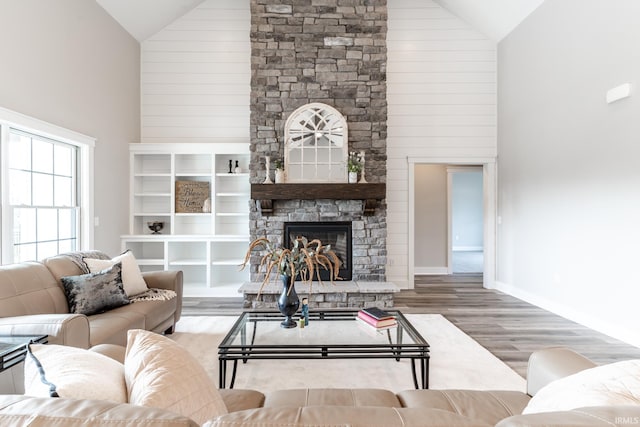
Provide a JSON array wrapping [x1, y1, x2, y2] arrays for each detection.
[[0, 106, 95, 264]]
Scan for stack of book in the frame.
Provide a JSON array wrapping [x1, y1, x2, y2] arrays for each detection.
[[356, 307, 397, 329]]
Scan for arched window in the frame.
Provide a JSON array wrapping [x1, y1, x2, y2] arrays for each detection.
[[284, 103, 348, 183]]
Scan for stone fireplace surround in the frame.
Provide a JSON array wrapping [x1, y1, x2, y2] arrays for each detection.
[[245, 0, 393, 307]]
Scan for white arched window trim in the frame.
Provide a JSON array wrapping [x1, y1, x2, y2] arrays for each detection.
[[284, 102, 348, 183]]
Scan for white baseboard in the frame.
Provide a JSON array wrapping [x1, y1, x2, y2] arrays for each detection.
[[452, 246, 483, 252], [415, 267, 449, 275], [494, 281, 640, 348]]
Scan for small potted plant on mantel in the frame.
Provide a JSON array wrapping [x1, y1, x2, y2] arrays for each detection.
[[240, 236, 341, 328], [274, 159, 285, 183], [347, 151, 362, 183]]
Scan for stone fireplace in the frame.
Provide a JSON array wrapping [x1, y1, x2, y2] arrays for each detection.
[[247, 0, 389, 294]]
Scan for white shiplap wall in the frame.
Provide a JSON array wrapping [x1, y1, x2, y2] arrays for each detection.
[[387, 0, 497, 288], [140, 0, 249, 143]]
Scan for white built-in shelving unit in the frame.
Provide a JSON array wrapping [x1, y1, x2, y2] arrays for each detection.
[[122, 143, 250, 297]]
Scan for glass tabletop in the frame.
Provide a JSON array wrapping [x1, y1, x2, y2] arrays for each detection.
[[0, 335, 48, 372], [219, 310, 429, 350], [0, 335, 47, 352]]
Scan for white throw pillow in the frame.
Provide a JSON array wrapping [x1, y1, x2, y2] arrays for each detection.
[[24, 344, 127, 403], [85, 250, 148, 297], [125, 329, 228, 425], [524, 359, 640, 414]]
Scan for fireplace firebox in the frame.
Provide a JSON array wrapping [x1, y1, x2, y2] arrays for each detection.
[[283, 222, 352, 281]]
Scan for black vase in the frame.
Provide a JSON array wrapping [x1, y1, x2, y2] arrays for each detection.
[[277, 275, 299, 328]]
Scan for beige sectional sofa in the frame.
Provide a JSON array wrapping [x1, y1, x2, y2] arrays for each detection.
[[0, 251, 182, 393], [2, 347, 640, 426]]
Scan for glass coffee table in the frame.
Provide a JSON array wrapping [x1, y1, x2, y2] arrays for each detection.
[[218, 310, 429, 389]]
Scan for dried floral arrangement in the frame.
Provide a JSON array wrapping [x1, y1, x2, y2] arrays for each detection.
[[240, 235, 342, 295]]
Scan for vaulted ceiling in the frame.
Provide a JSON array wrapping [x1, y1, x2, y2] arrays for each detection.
[[95, 0, 205, 42], [95, 0, 545, 43]]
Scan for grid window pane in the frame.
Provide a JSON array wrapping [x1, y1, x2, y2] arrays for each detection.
[[32, 173, 54, 206], [37, 209, 58, 242], [14, 243, 37, 263], [54, 176, 73, 207], [58, 209, 75, 239], [54, 144, 73, 176], [13, 208, 37, 244], [9, 170, 32, 205], [9, 133, 31, 170], [32, 139, 54, 173], [58, 239, 76, 254], [37, 241, 58, 260]]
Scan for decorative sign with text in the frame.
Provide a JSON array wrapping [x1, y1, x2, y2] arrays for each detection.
[[175, 181, 210, 213]]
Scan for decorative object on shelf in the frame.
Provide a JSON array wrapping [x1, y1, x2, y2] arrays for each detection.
[[234, 160, 241, 174], [228, 159, 233, 174], [147, 221, 164, 234], [347, 151, 362, 184], [240, 236, 341, 327], [358, 150, 368, 184], [175, 181, 210, 213], [202, 198, 211, 213], [301, 297, 309, 327], [277, 274, 299, 328], [274, 159, 285, 184], [263, 156, 273, 184]]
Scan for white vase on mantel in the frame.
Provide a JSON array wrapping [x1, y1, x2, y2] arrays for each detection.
[[348, 171, 358, 184], [275, 169, 285, 184]]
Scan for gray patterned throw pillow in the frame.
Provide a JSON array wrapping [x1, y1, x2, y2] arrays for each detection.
[[61, 262, 130, 315]]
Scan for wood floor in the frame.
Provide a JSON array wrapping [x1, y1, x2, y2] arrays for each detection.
[[182, 274, 640, 378]]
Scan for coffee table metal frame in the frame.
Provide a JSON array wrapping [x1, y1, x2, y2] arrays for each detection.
[[0, 335, 48, 372], [218, 310, 429, 390]]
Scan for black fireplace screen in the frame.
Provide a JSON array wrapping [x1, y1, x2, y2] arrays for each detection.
[[283, 222, 352, 281]]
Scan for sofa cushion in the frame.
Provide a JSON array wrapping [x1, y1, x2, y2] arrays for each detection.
[[206, 406, 488, 427], [43, 250, 111, 281], [61, 263, 130, 316], [84, 251, 148, 297], [88, 309, 145, 347], [0, 395, 199, 426], [219, 389, 266, 413], [24, 343, 127, 403], [122, 298, 178, 331], [0, 262, 68, 316], [523, 359, 640, 414], [125, 329, 228, 425], [264, 388, 401, 408], [397, 390, 530, 426]]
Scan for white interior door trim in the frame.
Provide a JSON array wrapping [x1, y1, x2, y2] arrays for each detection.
[[408, 157, 497, 289]]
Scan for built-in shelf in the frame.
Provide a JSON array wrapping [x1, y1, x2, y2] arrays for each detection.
[[251, 183, 386, 216], [124, 142, 251, 297]]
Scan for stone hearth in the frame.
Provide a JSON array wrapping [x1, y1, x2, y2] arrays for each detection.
[[240, 280, 399, 309]]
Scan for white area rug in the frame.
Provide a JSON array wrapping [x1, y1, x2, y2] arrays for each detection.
[[172, 314, 526, 393]]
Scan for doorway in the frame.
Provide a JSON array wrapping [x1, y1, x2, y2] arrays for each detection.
[[448, 167, 484, 274], [408, 158, 496, 289]]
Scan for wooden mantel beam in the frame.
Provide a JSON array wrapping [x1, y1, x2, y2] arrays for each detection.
[[251, 183, 386, 216]]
